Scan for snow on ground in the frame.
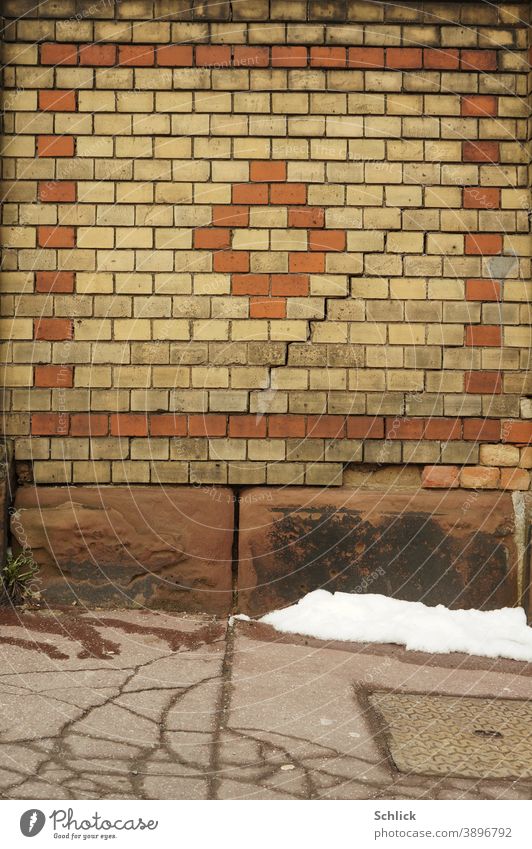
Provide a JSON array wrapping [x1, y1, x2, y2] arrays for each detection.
[[259, 590, 532, 662]]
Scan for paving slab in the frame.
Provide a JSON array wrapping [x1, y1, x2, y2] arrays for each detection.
[[0, 609, 531, 799]]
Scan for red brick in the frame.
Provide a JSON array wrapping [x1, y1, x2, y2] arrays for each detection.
[[346, 416, 384, 438], [423, 48, 459, 69], [228, 415, 267, 437], [38, 181, 76, 203], [212, 205, 248, 227], [270, 184, 306, 204], [307, 415, 346, 438], [232, 184, 269, 204], [461, 95, 497, 117], [110, 414, 148, 437], [424, 418, 462, 440], [385, 418, 424, 439], [37, 135, 74, 157], [310, 47, 346, 67], [463, 418, 501, 441], [271, 274, 309, 296], [250, 161, 286, 182], [250, 298, 286, 319], [40, 43, 77, 66], [421, 465, 460, 489], [465, 234, 502, 255], [465, 325, 502, 346], [118, 45, 155, 67], [463, 141, 499, 162], [70, 414, 108, 436], [500, 468, 531, 490], [271, 46, 307, 67], [34, 365, 73, 388], [31, 413, 68, 436], [36, 271, 74, 293], [34, 318, 73, 341], [188, 415, 227, 437], [38, 226, 75, 248], [149, 414, 187, 436], [233, 46, 269, 67], [465, 278, 501, 301], [79, 44, 116, 66], [194, 228, 231, 249], [231, 274, 269, 295], [464, 371, 502, 394], [289, 253, 325, 273], [39, 90, 76, 112], [463, 187, 500, 209], [461, 49, 497, 71], [156, 45, 193, 66], [196, 45, 231, 67], [309, 230, 346, 252], [268, 415, 306, 438], [386, 48, 423, 69], [460, 466, 499, 489], [348, 47, 384, 68], [289, 207, 324, 228], [502, 421, 532, 445], [214, 251, 249, 272]]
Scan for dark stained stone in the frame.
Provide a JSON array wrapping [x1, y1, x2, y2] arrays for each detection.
[[11, 486, 234, 614], [237, 487, 518, 617]]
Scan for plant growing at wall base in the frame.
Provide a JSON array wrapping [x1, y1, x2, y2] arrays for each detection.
[[0, 551, 40, 605]]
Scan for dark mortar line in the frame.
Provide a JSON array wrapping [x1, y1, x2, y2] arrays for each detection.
[[207, 620, 235, 800]]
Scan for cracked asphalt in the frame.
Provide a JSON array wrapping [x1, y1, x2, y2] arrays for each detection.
[[0, 608, 530, 800]]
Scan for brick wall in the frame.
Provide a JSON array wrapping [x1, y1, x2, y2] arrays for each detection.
[[1, 0, 531, 490]]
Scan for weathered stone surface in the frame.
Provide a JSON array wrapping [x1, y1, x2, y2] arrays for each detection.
[[11, 486, 234, 614], [237, 488, 518, 617]]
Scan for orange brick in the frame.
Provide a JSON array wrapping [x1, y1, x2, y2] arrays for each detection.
[[463, 141, 499, 162], [214, 251, 249, 272], [156, 45, 193, 66], [461, 49, 497, 71], [194, 229, 231, 249], [79, 44, 116, 66], [268, 415, 306, 437], [465, 279, 501, 301], [463, 187, 500, 209], [38, 226, 75, 248], [347, 416, 384, 438], [118, 45, 155, 67], [289, 252, 325, 273], [34, 318, 73, 341], [271, 274, 309, 296], [463, 419, 500, 441], [307, 415, 346, 438], [465, 234, 502, 255], [31, 413, 68, 436], [310, 47, 346, 68], [464, 371, 502, 394], [212, 205, 248, 227], [271, 46, 307, 67], [196, 45, 231, 67], [465, 325, 502, 346], [424, 418, 462, 440], [461, 95, 497, 117], [149, 414, 187, 436], [70, 414, 108, 436], [110, 414, 148, 436], [423, 48, 459, 69], [36, 271, 74, 293], [460, 466, 499, 489], [228, 415, 266, 437], [309, 230, 345, 252], [38, 181, 76, 202], [385, 418, 424, 439], [500, 468, 530, 490], [35, 365, 73, 388], [250, 297, 286, 318], [37, 135, 74, 157], [502, 421, 532, 445], [250, 161, 286, 182], [386, 48, 422, 68], [39, 90, 76, 112], [421, 465, 460, 488], [233, 46, 269, 67], [41, 43, 77, 65], [270, 184, 306, 204], [231, 274, 269, 295], [188, 415, 227, 437], [232, 184, 269, 204], [289, 207, 324, 228], [348, 47, 384, 68]]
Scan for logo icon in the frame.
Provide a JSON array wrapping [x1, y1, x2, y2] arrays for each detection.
[[20, 810, 46, 837]]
